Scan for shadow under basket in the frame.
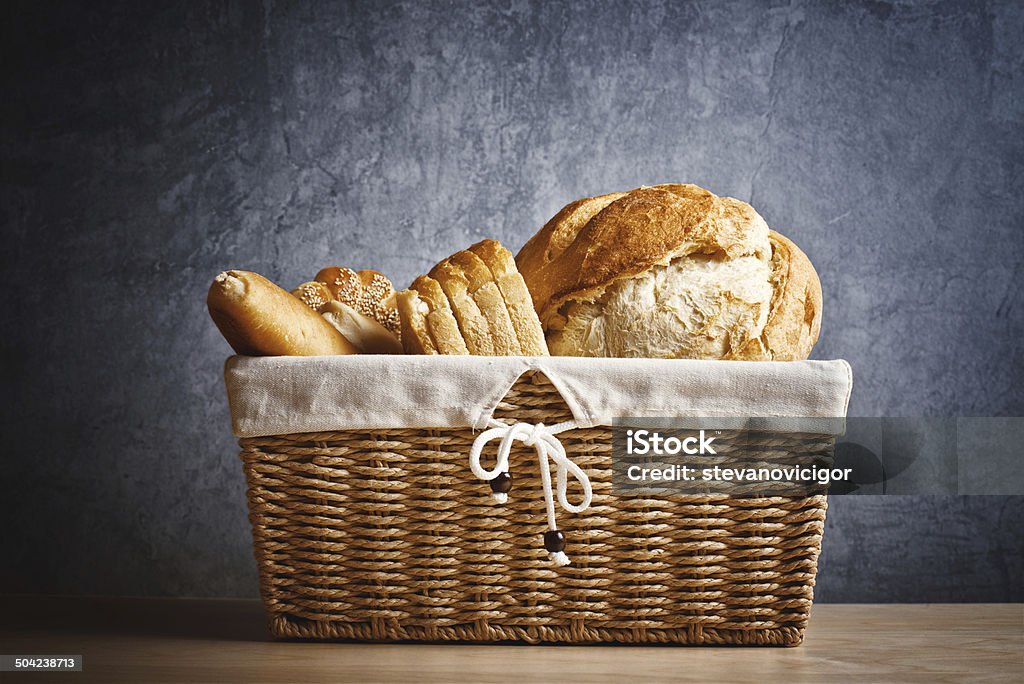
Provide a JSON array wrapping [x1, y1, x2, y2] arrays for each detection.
[[237, 371, 833, 646]]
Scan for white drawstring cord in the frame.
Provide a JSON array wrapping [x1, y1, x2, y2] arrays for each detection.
[[469, 419, 593, 566]]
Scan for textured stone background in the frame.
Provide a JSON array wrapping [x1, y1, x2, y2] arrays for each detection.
[[2, 0, 1021, 601]]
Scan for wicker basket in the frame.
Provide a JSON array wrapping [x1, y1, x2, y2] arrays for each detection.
[[238, 370, 836, 645]]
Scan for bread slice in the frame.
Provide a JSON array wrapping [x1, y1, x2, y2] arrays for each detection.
[[396, 289, 436, 354], [433, 251, 520, 355], [428, 259, 496, 355], [469, 239, 547, 355], [397, 240, 549, 356], [410, 275, 470, 355]]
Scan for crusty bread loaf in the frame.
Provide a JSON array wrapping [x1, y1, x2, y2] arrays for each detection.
[[397, 240, 548, 356], [208, 270, 357, 356], [516, 185, 821, 360]]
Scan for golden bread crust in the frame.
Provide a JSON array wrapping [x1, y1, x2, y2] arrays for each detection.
[[516, 192, 625, 289], [207, 270, 356, 356], [315, 266, 401, 335], [730, 230, 822, 361], [517, 185, 722, 317], [518, 185, 821, 361]]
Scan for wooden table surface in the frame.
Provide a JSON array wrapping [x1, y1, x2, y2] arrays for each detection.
[[0, 596, 1020, 683]]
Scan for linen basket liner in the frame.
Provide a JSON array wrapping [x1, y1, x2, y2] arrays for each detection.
[[224, 355, 853, 437]]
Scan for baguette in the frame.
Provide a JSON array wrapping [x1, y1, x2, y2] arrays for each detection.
[[207, 270, 357, 356]]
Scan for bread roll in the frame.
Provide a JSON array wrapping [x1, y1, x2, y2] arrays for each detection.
[[291, 281, 333, 312], [516, 185, 821, 360], [208, 270, 357, 356], [321, 301, 403, 354], [315, 266, 401, 335], [292, 279, 402, 353]]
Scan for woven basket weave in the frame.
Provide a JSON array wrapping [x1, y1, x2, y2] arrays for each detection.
[[239, 371, 832, 645]]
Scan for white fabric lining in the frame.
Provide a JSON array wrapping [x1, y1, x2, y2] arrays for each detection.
[[224, 355, 853, 438]]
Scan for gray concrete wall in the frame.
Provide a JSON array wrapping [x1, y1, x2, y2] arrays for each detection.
[[2, 0, 1021, 600]]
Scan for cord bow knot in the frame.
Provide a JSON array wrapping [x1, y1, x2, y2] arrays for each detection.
[[469, 419, 592, 566]]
